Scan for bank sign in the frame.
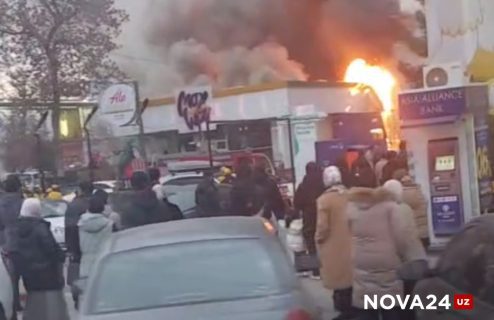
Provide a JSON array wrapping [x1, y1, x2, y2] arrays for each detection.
[[399, 87, 466, 120], [175, 86, 212, 131]]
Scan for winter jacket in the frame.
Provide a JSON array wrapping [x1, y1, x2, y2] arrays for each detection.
[[0, 193, 24, 250], [64, 195, 91, 261], [12, 217, 65, 292], [347, 187, 416, 308], [195, 178, 221, 217], [295, 175, 325, 237], [395, 203, 427, 262], [253, 175, 285, 220], [78, 213, 113, 278], [0, 255, 12, 320], [402, 183, 429, 240], [351, 156, 377, 188], [315, 185, 352, 290], [119, 189, 173, 229], [230, 178, 263, 217]]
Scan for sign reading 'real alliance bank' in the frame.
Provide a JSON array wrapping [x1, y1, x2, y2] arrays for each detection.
[[399, 87, 466, 121]]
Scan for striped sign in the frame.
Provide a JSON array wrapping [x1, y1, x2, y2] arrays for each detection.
[[131, 158, 147, 172]]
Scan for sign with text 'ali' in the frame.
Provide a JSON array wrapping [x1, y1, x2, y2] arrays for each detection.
[[175, 86, 212, 132], [99, 84, 137, 127], [399, 87, 466, 121]]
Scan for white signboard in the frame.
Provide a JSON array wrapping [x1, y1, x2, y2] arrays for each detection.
[[293, 121, 318, 188], [99, 84, 137, 127], [174, 85, 212, 133]]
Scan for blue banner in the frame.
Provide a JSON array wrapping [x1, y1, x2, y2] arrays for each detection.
[[431, 195, 464, 236], [315, 140, 346, 168], [399, 87, 466, 120]]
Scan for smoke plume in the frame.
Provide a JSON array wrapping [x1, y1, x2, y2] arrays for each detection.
[[114, 0, 422, 98]]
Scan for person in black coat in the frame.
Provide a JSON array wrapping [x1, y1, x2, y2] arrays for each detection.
[[351, 148, 377, 188], [252, 163, 285, 220], [195, 170, 221, 217], [0, 175, 24, 315], [294, 162, 325, 278], [64, 181, 93, 310], [230, 163, 261, 217], [148, 168, 184, 221], [120, 172, 174, 229], [12, 198, 69, 320]]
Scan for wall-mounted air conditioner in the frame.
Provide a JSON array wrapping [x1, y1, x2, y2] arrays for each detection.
[[422, 63, 468, 89]]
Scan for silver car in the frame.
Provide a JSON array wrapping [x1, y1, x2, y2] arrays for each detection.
[[77, 217, 319, 320]]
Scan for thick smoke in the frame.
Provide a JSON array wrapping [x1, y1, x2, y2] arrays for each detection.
[[114, 0, 421, 98]]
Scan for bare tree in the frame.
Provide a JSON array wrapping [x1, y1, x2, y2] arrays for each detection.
[[0, 0, 128, 172]]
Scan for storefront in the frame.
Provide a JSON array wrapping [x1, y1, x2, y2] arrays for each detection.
[[97, 81, 386, 185]]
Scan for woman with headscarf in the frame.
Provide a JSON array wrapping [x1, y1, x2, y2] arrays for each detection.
[[12, 199, 69, 320], [316, 166, 355, 320], [294, 162, 325, 278]]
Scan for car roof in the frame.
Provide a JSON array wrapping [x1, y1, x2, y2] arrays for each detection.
[[108, 217, 273, 254]]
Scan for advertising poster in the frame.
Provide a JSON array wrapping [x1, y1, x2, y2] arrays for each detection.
[[431, 195, 464, 236], [293, 121, 317, 188], [474, 118, 493, 213]]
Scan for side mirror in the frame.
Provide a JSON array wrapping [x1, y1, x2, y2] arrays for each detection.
[[73, 277, 88, 296], [397, 260, 430, 281]]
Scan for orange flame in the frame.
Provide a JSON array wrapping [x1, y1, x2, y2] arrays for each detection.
[[344, 58, 399, 148], [344, 58, 396, 113]]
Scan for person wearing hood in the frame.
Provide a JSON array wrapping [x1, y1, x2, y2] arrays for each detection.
[[78, 196, 114, 278], [315, 166, 355, 320], [393, 170, 429, 248], [0, 254, 13, 320], [65, 181, 93, 310], [382, 180, 427, 320], [294, 162, 325, 278], [0, 175, 24, 316], [120, 172, 173, 229], [12, 199, 69, 320], [149, 168, 183, 221], [346, 185, 415, 320]]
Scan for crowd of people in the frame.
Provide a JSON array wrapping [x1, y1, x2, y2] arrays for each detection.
[[0, 168, 184, 320], [0, 145, 430, 320], [293, 144, 429, 320]]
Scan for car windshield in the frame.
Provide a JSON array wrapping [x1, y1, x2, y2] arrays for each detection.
[[41, 201, 67, 218], [88, 238, 293, 314]]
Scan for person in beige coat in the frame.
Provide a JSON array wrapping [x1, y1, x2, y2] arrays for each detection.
[[347, 185, 424, 320], [315, 166, 355, 320], [393, 170, 429, 247]]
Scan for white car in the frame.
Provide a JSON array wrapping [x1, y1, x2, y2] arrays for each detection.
[[41, 200, 68, 248], [0, 255, 13, 320], [93, 180, 117, 194]]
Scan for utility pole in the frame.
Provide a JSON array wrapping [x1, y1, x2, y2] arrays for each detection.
[[34, 111, 50, 192], [84, 106, 98, 183], [134, 82, 148, 163]]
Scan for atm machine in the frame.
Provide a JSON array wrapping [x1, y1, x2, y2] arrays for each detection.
[[399, 84, 490, 248]]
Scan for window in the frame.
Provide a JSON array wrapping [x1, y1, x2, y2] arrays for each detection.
[[40, 201, 67, 218], [88, 238, 294, 314], [163, 177, 203, 187]]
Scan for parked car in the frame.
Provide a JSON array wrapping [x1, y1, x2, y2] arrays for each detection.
[[411, 214, 494, 320], [77, 217, 319, 320], [0, 253, 13, 320], [41, 200, 68, 248], [93, 180, 117, 194]]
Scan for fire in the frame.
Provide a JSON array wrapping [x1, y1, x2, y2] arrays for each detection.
[[344, 58, 399, 148], [344, 58, 396, 113]]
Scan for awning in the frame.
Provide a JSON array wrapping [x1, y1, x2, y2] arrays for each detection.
[[468, 49, 494, 82]]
